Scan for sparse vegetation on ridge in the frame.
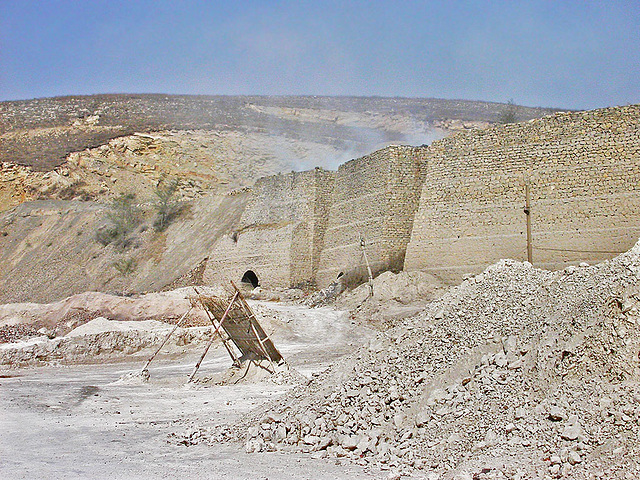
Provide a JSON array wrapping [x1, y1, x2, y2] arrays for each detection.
[[499, 99, 518, 124]]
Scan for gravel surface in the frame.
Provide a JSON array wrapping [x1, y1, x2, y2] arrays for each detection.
[[3, 245, 640, 479], [0, 301, 382, 479]]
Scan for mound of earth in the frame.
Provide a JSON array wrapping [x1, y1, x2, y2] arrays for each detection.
[[206, 242, 640, 479], [0, 286, 224, 366], [64, 317, 171, 337], [0, 316, 219, 368], [196, 356, 308, 387], [0, 286, 228, 342], [0, 286, 295, 371], [337, 270, 447, 325]]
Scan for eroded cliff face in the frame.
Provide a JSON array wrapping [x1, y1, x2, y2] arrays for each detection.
[[1, 94, 557, 213], [205, 169, 335, 290], [0, 129, 328, 214], [0, 98, 422, 214], [315, 146, 428, 288], [0, 194, 250, 303]]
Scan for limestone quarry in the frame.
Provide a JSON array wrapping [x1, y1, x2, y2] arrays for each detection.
[[1, 95, 639, 479]]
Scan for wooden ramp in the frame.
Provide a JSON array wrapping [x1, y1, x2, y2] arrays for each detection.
[[132, 283, 284, 382], [196, 282, 283, 364]]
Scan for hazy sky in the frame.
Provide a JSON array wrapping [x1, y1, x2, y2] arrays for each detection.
[[1, 0, 639, 109]]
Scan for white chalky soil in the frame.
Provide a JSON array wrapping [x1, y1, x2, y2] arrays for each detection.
[[0, 303, 383, 479]]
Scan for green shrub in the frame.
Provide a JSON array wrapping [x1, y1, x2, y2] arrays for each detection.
[[96, 192, 141, 249], [153, 177, 181, 232], [113, 257, 137, 276]]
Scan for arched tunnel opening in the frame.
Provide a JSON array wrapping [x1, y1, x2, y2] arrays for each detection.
[[241, 270, 259, 289]]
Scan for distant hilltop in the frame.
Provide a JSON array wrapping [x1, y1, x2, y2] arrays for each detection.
[[0, 94, 560, 171]]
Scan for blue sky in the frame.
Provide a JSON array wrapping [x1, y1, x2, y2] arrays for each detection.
[[1, 0, 639, 109]]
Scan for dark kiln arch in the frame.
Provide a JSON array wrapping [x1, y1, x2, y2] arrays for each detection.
[[241, 270, 259, 288]]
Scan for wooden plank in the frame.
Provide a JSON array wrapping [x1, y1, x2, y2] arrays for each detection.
[[230, 281, 283, 363], [193, 283, 284, 367], [250, 320, 275, 370], [194, 288, 240, 364]]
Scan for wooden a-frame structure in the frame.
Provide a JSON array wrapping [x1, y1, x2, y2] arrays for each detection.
[[187, 282, 283, 382], [138, 282, 284, 382]]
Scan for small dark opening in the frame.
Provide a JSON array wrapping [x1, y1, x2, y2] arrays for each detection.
[[241, 270, 259, 288], [337, 272, 344, 279]]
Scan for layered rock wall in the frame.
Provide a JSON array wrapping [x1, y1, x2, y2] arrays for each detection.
[[315, 146, 427, 287], [404, 105, 640, 283], [3, 105, 639, 300], [204, 169, 334, 289], [205, 105, 640, 290]]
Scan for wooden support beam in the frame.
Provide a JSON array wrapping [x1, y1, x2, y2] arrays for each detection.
[[249, 320, 275, 372], [359, 232, 374, 297], [525, 182, 533, 264], [141, 306, 192, 374], [194, 287, 240, 364], [187, 291, 239, 382]]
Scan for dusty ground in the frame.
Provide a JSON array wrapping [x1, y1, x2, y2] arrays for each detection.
[[2, 253, 639, 479], [0, 302, 393, 479]]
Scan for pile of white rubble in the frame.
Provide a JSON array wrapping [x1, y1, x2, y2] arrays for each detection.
[[227, 243, 640, 479]]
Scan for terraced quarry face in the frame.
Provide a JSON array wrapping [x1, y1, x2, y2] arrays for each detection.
[[0, 94, 560, 303]]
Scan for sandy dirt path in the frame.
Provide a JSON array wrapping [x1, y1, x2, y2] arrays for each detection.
[[0, 303, 390, 479]]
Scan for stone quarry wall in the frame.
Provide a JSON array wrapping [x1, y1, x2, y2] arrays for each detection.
[[10, 106, 637, 300], [202, 104, 640, 290], [405, 104, 640, 283], [204, 168, 334, 289], [204, 146, 426, 290], [315, 146, 427, 287]]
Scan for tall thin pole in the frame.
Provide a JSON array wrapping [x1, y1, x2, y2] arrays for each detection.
[[359, 233, 374, 297], [195, 288, 240, 364], [141, 306, 192, 373], [187, 292, 238, 383], [524, 182, 533, 264]]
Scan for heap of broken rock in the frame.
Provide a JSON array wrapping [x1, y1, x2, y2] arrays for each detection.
[[193, 240, 640, 479]]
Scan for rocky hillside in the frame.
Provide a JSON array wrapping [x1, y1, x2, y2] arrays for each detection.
[[0, 95, 558, 211], [1, 95, 558, 170]]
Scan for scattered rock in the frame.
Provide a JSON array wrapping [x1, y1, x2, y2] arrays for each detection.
[[561, 423, 583, 441], [568, 450, 582, 465], [198, 242, 640, 478], [548, 406, 566, 422]]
